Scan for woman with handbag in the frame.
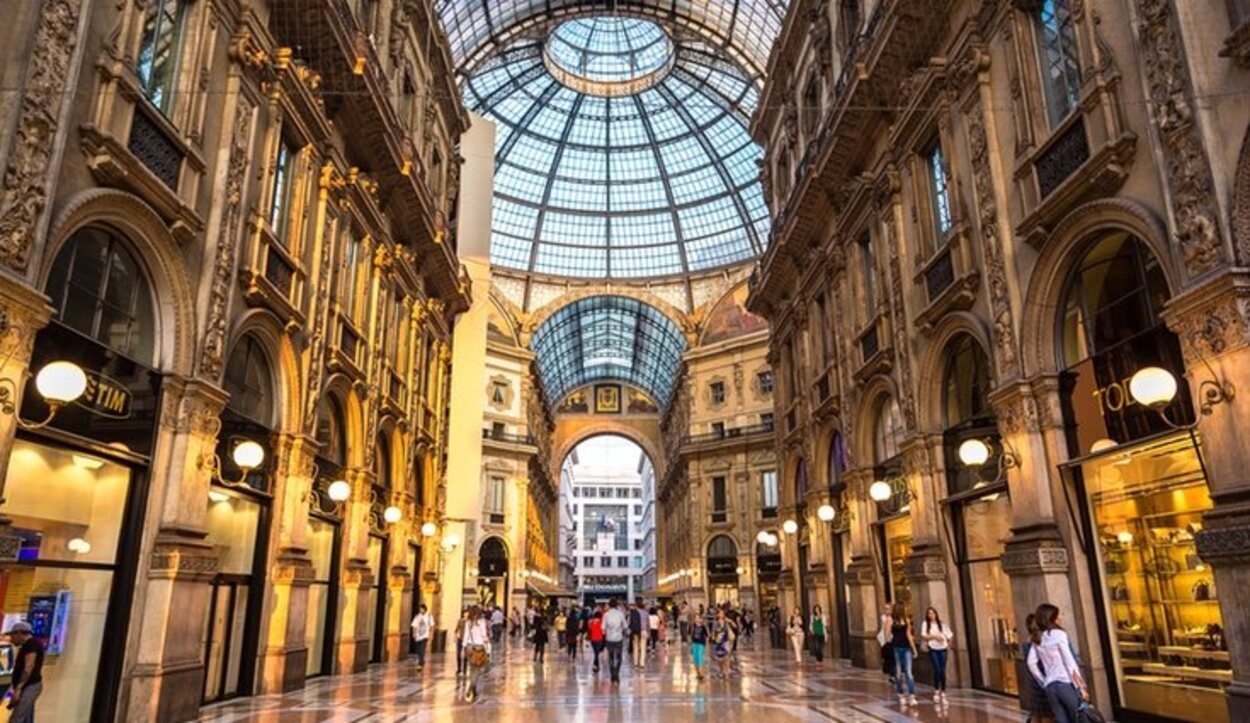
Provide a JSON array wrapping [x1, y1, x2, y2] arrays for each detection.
[[1026, 603, 1086, 723], [920, 606, 953, 705], [889, 603, 919, 707], [462, 605, 492, 702], [786, 608, 805, 664]]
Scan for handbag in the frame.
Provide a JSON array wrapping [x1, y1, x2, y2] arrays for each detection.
[[1078, 699, 1108, 723], [468, 644, 489, 668]]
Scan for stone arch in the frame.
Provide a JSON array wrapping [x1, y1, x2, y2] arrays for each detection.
[[852, 374, 901, 467], [478, 534, 511, 560], [488, 290, 524, 347], [1020, 199, 1175, 377], [374, 415, 405, 490], [321, 374, 367, 470], [552, 423, 664, 482], [915, 313, 996, 434], [41, 188, 197, 375], [227, 309, 302, 435], [706, 534, 739, 559]]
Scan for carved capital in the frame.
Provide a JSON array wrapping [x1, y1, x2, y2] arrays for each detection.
[[1163, 273, 1250, 360]]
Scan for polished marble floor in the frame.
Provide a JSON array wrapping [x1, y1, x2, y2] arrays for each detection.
[[199, 635, 1026, 722]]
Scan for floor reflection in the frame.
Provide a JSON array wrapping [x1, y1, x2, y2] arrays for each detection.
[[199, 636, 1025, 722]]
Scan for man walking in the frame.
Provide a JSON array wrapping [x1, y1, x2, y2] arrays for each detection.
[[602, 599, 627, 684], [410, 604, 434, 670], [490, 606, 506, 643], [5, 621, 43, 723], [630, 601, 647, 669]]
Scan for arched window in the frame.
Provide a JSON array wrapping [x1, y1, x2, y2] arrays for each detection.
[[316, 398, 346, 469], [873, 395, 904, 464], [943, 335, 992, 429], [223, 335, 276, 428], [45, 226, 156, 363], [795, 458, 809, 500], [374, 434, 391, 490], [827, 432, 848, 491], [707, 535, 738, 560], [1060, 232, 1169, 368]]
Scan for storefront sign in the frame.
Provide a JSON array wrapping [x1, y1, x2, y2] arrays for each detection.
[[756, 554, 782, 574], [73, 370, 133, 418], [707, 557, 738, 575]]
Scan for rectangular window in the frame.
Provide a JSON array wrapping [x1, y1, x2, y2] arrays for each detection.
[[1036, 0, 1082, 128], [710, 381, 726, 404], [711, 422, 725, 437], [269, 137, 298, 243], [757, 370, 774, 394], [601, 557, 612, 568], [634, 539, 642, 550], [761, 470, 779, 511], [583, 556, 593, 566], [859, 233, 877, 316], [816, 294, 833, 363], [712, 476, 727, 524], [927, 140, 954, 236], [617, 556, 629, 567], [340, 232, 363, 322], [136, 0, 186, 112], [487, 476, 505, 515], [761, 412, 775, 429], [633, 505, 641, 516]]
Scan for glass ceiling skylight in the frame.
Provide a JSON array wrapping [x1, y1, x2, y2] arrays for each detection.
[[465, 24, 770, 278], [530, 295, 687, 404], [544, 17, 674, 96]]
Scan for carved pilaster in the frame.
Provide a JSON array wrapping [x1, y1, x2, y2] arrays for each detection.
[[1134, 0, 1233, 275], [0, 0, 84, 274]]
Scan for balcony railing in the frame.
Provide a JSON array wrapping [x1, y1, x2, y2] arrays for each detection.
[[682, 421, 776, 445], [481, 428, 536, 446]]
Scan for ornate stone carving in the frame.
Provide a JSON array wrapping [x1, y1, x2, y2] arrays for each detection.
[[197, 100, 254, 380], [1001, 544, 1070, 575], [302, 165, 342, 435], [1166, 282, 1250, 359], [884, 214, 917, 431], [1135, 0, 1227, 277], [1195, 524, 1250, 564], [965, 92, 1020, 378], [0, 0, 83, 272]]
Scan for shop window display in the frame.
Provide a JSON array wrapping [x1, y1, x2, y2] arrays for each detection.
[[959, 494, 1017, 694], [880, 516, 912, 608], [305, 517, 338, 677], [0, 440, 130, 723], [1077, 433, 1226, 723]]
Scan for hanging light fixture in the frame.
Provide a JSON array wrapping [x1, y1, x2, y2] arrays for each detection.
[[817, 504, 835, 522], [327, 479, 352, 502]]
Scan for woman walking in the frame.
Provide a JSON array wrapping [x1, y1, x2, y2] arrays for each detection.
[[1022, 613, 1054, 722], [589, 610, 605, 674], [566, 606, 581, 659], [690, 615, 709, 682], [711, 609, 734, 679], [809, 605, 827, 663], [1026, 603, 1086, 723], [462, 606, 492, 702], [889, 603, 918, 707], [920, 606, 954, 704], [454, 609, 470, 677], [787, 608, 805, 664]]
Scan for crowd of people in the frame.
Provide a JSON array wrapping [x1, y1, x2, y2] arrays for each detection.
[[417, 595, 1098, 721]]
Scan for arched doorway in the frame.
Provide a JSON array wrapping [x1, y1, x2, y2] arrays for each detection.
[[477, 537, 510, 608], [305, 397, 347, 678], [706, 535, 740, 606]]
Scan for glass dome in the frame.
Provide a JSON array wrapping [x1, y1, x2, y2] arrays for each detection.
[[465, 26, 769, 279], [544, 17, 674, 96]]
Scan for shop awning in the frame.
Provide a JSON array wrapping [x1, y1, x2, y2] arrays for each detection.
[[526, 578, 577, 598]]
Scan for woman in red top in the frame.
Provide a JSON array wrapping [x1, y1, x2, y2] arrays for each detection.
[[589, 610, 606, 675]]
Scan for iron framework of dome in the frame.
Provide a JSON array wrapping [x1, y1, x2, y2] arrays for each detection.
[[444, 3, 784, 280]]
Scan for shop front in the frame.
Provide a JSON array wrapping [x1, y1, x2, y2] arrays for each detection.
[[1056, 232, 1225, 722], [940, 334, 1018, 695], [755, 537, 781, 622], [869, 394, 911, 608], [202, 335, 278, 704], [706, 535, 740, 607], [0, 229, 162, 722], [476, 537, 510, 609], [305, 398, 348, 678]]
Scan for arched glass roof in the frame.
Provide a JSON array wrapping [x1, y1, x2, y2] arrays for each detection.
[[530, 296, 687, 405], [465, 27, 770, 278], [436, 1, 788, 79]]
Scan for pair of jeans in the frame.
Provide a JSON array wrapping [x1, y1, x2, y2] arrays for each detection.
[[414, 638, 428, 667], [893, 646, 916, 695], [606, 640, 624, 681], [930, 648, 948, 691], [456, 639, 466, 674], [1045, 680, 1082, 723], [591, 641, 605, 670], [812, 634, 826, 662], [533, 642, 545, 661], [9, 682, 40, 723]]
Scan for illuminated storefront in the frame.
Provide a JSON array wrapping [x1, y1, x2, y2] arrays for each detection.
[[1057, 233, 1226, 723]]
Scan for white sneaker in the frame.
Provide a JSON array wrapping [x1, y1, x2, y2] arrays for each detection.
[[908, 695, 918, 706], [933, 692, 941, 702], [899, 696, 908, 706]]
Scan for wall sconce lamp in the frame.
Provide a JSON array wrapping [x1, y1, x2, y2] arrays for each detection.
[[200, 436, 266, 486], [868, 480, 894, 503], [421, 521, 439, 538], [781, 519, 799, 535], [0, 360, 88, 430], [756, 530, 779, 547], [383, 505, 403, 524], [441, 533, 461, 553], [1129, 365, 1235, 429], [957, 437, 1020, 483], [327, 479, 352, 503]]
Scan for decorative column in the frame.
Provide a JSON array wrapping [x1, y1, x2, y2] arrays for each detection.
[[337, 466, 372, 673], [900, 435, 954, 686], [258, 433, 318, 693], [125, 376, 229, 723], [1164, 273, 1250, 721], [842, 466, 882, 669], [0, 283, 53, 494]]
